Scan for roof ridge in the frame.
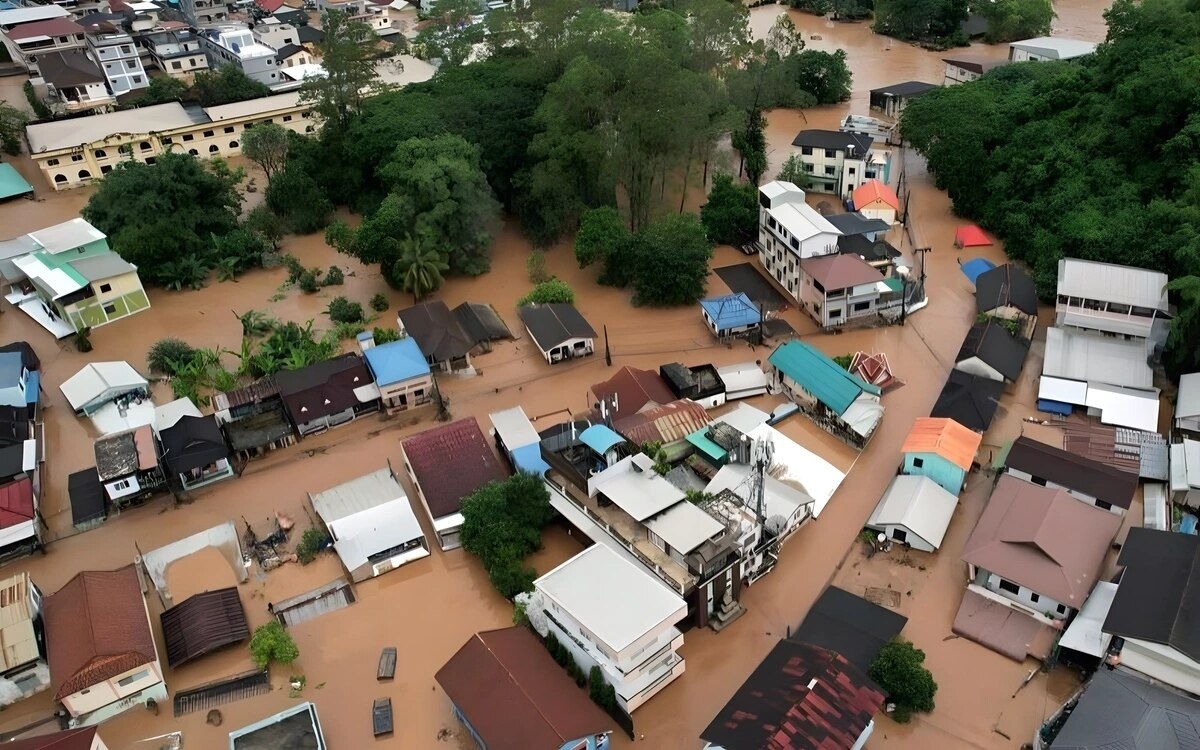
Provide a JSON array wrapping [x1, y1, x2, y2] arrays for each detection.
[[483, 632, 568, 741]]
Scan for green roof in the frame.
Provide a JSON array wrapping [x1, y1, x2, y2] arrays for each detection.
[[686, 428, 727, 463], [767, 340, 880, 415], [35, 250, 89, 288], [0, 163, 33, 200], [882, 277, 904, 293]]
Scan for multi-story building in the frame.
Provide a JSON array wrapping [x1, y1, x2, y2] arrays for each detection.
[[0, 572, 50, 708], [2, 17, 86, 73], [788, 129, 889, 200], [252, 18, 300, 50], [139, 28, 209, 83], [199, 24, 280, 86], [85, 29, 147, 96], [532, 544, 689, 713], [1054, 258, 1171, 356], [33, 49, 114, 114], [755, 181, 841, 303], [179, 0, 227, 26]]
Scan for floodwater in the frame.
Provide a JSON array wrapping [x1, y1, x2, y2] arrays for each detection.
[[0, 2, 1112, 747]]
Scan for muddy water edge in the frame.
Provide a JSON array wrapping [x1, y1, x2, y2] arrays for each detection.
[[0, 3, 1109, 748]]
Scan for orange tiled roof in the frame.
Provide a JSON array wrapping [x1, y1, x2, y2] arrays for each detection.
[[901, 417, 981, 471], [852, 179, 900, 211]]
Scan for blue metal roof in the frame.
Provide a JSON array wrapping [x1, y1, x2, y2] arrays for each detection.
[[960, 257, 996, 286], [767, 340, 880, 416], [24, 371, 39, 406], [580, 424, 625, 455], [511, 442, 550, 477], [0, 163, 33, 200], [363, 337, 430, 386], [700, 293, 761, 330]]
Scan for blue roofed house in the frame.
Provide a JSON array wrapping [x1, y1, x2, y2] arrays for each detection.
[[360, 332, 434, 414], [700, 293, 761, 339], [768, 340, 884, 448], [489, 406, 550, 477]]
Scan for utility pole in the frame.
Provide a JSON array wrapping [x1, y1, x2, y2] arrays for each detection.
[[604, 325, 612, 367]]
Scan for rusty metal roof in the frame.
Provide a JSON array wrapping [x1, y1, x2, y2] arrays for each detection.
[[614, 399, 710, 446], [161, 587, 250, 668]]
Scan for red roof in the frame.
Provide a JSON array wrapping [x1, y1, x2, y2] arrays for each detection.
[[852, 179, 900, 211], [955, 224, 992, 247], [0, 477, 35, 530], [3, 727, 99, 750], [401, 418, 505, 520], [802, 253, 884, 290], [590, 366, 674, 421], [6, 18, 85, 41], [255, 0, 285, 11]]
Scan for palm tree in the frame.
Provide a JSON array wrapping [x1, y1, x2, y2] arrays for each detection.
[[393, 237, 448, 304]]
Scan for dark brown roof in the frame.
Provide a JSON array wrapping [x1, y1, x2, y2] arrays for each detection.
[[5, 18, 85, 41], [1004, 435, 1138, 509], [702, 641, 885, 750], [45, 565, 157, 700], [161, 587, 250, 668], [401, 418, 504, 519], [3, 727, 99, 750], [37, 50, 104, 88], [212, 376, 280, 412], [276, 354, 376, 425], [397, 301, 477, 363], [435, 627, 612, 750], [802, 253, 884, 290], [590, 366, 674, 420]]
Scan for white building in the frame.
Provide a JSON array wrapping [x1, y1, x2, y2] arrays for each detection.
[[140, 29, 209, 83], [532, 544, 688, 713], [1008, 36, 1097, 62], [0, 572, 50, 708], [1055, 258, 1171, 356], [866, 475, 958, 553], [787, 130, 888, 200], [1177, 373, 1200, 434], [1171, 439, 1200, 509], [60, 361, 148, 416], [86, 29, 148, 96], [756, 181, 842, 302], [179, 0, 227, 26], [198, 24, 280, 87], [941, 55, 1009, 86], [253, 19, 301, 50]]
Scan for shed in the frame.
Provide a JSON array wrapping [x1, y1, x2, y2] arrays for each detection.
[[850, 179, 900, 223], [955, 319, 1029, 383], [867, 475, 959, 552], [160, 587, 250, 668], [517, 304, 596, 365], [868, 81, 937, 118], [954, 224, 992, 248]]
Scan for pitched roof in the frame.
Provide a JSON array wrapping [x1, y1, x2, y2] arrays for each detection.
[[930, 369, 1003, 432], [790, 586, 908, 674], [700, 293, 761, 330], [956, 319, 1029, 381], [942, 55, 1011, 74], [961, 475, 1121, 607], [701, 641, 885, 750], [0, 341, 39, 371], [435, 627, 612, 750], [1010, 36, 1097, 59], [1050, 669, 1200, 750], [868, 474, 960, 550], [401, 418, 504, 519], [452, 301, 512, 343], [869, 81, 938, 98], [825, 212, 890, 237], [212, 376, 279, 412], [901, 417, 982, 471], [768, 340, 880, 416], [363, 336, 429, 386], [1004, 436, 1138, 510], [802, 253, 884, 290], [160, 587, 250, 668], [275, 42, 304, 61], [975, 263, 1038, 315], [37, 50, 105, 88], [396, 300, 476, 363], [837, 234, 901, 263], [44, 565, 157, 700], [275, 353, 376, 424], [613, 398, 710, 447], [295, 24, 324, 43], [590, 366, 674, 420], [1043, 326, 1153, 390], [0, 477, 34, 530], [60, 361, 147, 411], [791, 129, 873, 154], [158, 414, 228, 474], [851, 179, 900, 211], [1056, 258, 1168, 312], [3, 727, 100, 750], [1103, 528, 1200, 661], [4, 17, 84, 40], [517, 304, 596, 352]]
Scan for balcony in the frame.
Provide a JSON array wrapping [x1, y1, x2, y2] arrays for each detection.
[[1055, 299, 1157, 340]]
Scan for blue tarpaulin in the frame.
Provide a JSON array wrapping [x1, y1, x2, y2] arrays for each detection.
[[1037, 399, 1073, 416], [960, 257, 996, 286]]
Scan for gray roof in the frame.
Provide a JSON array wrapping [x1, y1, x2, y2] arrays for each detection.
[[517, 304, 596, 352], [791, 130, 873, 154], [826, 212, 890, 237], [1043, 327, 1153, 390], [1050, 669, 1200, 749], [1057, 258, 1169, 312], [26, 102, 206, 154], [1179, 373, 1200, 420], [869, 81, 938, 98], [70, 253, 135, 282], [37, 50, 105, 88], [1010, 36, 1097, 60]]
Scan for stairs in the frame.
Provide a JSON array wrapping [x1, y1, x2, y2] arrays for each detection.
[[710, 589, 745, 632]]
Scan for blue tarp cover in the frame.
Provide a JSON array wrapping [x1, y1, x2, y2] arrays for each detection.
[[960, 257, 996, 286], [1036, 399, 1073, 416]]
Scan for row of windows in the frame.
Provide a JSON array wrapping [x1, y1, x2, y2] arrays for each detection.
[[798, 147, 840, 158]]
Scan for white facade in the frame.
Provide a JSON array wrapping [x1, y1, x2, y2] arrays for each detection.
[[757, 181, 842, 302], [1009, 37, 1097, 62], [1171, 440, 1200, 509], [141, 30, 209, 82], [199, 25, 280, 86], [253, 20, 300, 50], [180, 0, 227, 25], [87, 31, 148, 95], [0, 574, 48, 708], [1178, 373, 1200, 434], [970, 566, 1069, 619], [1055, 258, 1171, 355], [1112, 639, 1200, 697], [866, 475, 958, 553]]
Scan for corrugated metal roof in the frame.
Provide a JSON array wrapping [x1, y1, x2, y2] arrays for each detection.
[[1057, 258, 1168, 311], [901, 417, 982, 471], [160, 587, 249, 668], [769, 341, 880, 415], [1043, 327, 1153, 390]]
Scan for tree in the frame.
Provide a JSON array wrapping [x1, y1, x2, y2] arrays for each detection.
[[978, 0, 1054, 43], [789, 49, 853, 105], [249, 621, 300, 670], [874, 0, 969, 42], [325, 295, 364, 324], [460, 474, 554, 599], [701, 174, 759, 246], [393, 236, 449, 302], [212, 227, 269, 275], [630, 213, 713, 306], [265, 165, 333, 234], [575, 207, 632, 269], [301, 9, 381, 130], [135, 76, 188, 105], [191, 65, 271, 106], [0, 102, 29, 155], [1167, 276, 1200, 373], [242, 122, 290, 182], [765, 13, 805, 58], [869, 639, 937, 723], [370, 293, 390, 312], [243, 204, 284, 248], [732, 111, 767, 185], [147, 338, 197, 375], [778, 153, 806, 184], [415, 0, 486, 67], [518, 279, 575, 306]]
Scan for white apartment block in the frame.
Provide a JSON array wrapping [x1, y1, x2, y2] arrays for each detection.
[[199, 25, 280, 86], [179, 0, 227, 25], [253, 19, 300, 50], [140, 29, 209, 83], [86, 30, 148, 96], [531, 545, 688, 713], [788, 129, 885, 201], [756, 181, 842, 303]]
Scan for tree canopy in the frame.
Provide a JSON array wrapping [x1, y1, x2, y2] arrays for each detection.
[[874, 0, 969, 44], [869, 639, 937, 723], [701, 174, 759, 246], [191, 65, 272, 106], [242, 122, 290, 181], [0, 102, 27, 155], [300, 9, 381, 130], [977, 0, 1054, 43], [461, 473, 554, 599]]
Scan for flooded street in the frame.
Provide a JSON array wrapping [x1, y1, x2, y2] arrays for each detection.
[[0, 2, 1113, 747]]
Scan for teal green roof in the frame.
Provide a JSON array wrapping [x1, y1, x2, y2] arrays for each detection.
[[686, 428, 726, 462], [882, 277, 904, 293], [0, 163, 33, 200], [768, 340, 881, 415], [35, 250, 89, 288]]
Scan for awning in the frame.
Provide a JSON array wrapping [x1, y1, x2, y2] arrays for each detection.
[[959, 257, 995, 285], [1084, 382, 1160, 432], [1037, 399, 1073, 416], [510, 443, 550, 477], [353, 382, 381, 403], [1058, 581, 1118, 658], [686, 428, 726, 464]]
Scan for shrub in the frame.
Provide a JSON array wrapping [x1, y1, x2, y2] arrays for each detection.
[[148, 338, 197, 375], [326, 296, 365, 324], [518, 279, 575, 306], [285, 254, 305, 283], [370, 293, 390, 312], [832, 354, 853, 370], [372, 327, 400, 344], [869, 639, 937, 723], [74, 327, 92, 353], [249, 621, 299, 670], [323, 265, 344, 286], [527, 249, 550, 283], [298, 268, 321, 293], [296, 527, 331, 565]]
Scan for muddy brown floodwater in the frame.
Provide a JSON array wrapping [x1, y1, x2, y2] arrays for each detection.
[[0, 3, 1110, 748]]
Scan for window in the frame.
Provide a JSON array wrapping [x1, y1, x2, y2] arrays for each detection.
[[172, 61, 182, 70], [998, 579, 1020, 595], [1096, 499, 1113, 511], [824, 166, 836, 176], [209, 145, 219, 153], [224, 126, 235, 134], [829, 308, 842, 319], [54, 174, 67, 184], [800, 146, 812, 156], [1056, 604, 1067, 615], [1031, 476, 1047, 486], [78, 169, 92, 180], [892, 528, 907, 543], [116, 669, 150, 688], [103, 303, 116, 315], [183, 134, 194, 141], [283, 114, 292, 122], [202, 130, 214, 137], [1030, 592, 1040, 603], [113, 479, 130, 490], [825, 149, 836, 158], [305, 125, 314, 133], [100, 165, 112, 174], [848, 167, 856, 175], [47, 158, 59, 166], [190, 58, 197, 67], [132, 75, 142, 83], [813, 279, 825, 294], [139, 142, 151, 151], [126, 60, 136, 69], [120, 45, 131, 53], [229, 141, 239, 149], [188, 149, 198, 156], [161, 138, 172, 145], [99, 283, 112, 293], [71, 154, 83, 162]]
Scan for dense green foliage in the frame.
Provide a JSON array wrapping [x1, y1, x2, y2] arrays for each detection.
[[23, 81, 51, 119], [299, 10, 381, 130], [191, 65, 273, 106], [249, 621, 299, 669], [874, 0, 968, 44], [790, 49, 853, 104], [265, 165, 334, 234], [148, 338, 198, 375], [370, 293, 390, 312], [415, 0, 486, 67], [133, 76, 188, 105], [869, 639, 937, 723], [243, 123, 291, 181], [460, 473, 554, 599], [296, 528, 332, 564], [702, 174, 760, 246], [0, 102, 28, 155], [575, 207, 632, 269], [977, 0, 1054, 43], [325, 296, 365, 324], [901, 0, 1200, 371], [628, 214, 714, 306], [518, 279, 575, 306]]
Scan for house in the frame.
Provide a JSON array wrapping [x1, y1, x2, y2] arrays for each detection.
[[275, 42, 314, 69], [931, 369, 1004, 433], [400, 418, 505, 550], [962, 474, 1121, 620], [1170, 438, 1200, 509], [0, 350, 38, 409], [975, 262, 1038, 325], [92, 425, 163, 505], [700, 293, 761, 338], [788, 131, 883, 200], [531, 544, 689, 713], [84, 28, 148, 96], [361, 333, 433, 413], [715, 362, 769, 401], [180, 0, 226, 25], [756, 181, 841, 301], [228, 702, 326, 750], [660, 362, 727, 409], [488, 406, 550, 477], [158, 415, 234, 491], [705, 455, 815, 544], [1003, 435, 1137, 515], [5, 728, 109, 750], [954, 319, 1029, 383], [797, 252, 889, 328], [34, 50, 112, 114], [3, 18, 86, 72], [1048, 669, 1200, 749], [275, 353, 380, 436], [139, 29, 209, 83], [0, 572, 49, 707], [941, 55, 1010, 85], [518, 304, 597, 365], [900, 417, 981, 495], [1055, 258, 1171, 356], [67, 470, 106, 532], [768, 340, 884, 448], [396, 300, 479, 372], [868, 81, 937, 119], [867, 475, 959, 553], [850, 179, 900, 224], [436, 627, 613, 750], [612, 399, 711, 462], [837, 234, 902, 275], [198, 24, 280, 86], [701, 641, 885, 750], [60, 361, 148, 416], [1176, 372, 1200, 434], [310, 466, 430, 581], [590, 366, 673, 420], [211, 377, 295, 460], [44, 565, 166, 726], [789, 586, 908, 674], [160, 588, 249, 668], [1009, 36, 1097, 62], [153, 397, 201, 435], [1102, 528, 1200, 695]]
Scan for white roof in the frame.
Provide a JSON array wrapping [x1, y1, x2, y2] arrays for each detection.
[[759, 180, 805, 202], [1059, 581, 1117, 657], [713, 402, 770, 436], [310, 467, 407, 524], [1144, 482, 1168, 530], [281, 63, 326, 82], [1010, 37, 1097, 60], [1171, 439, 1200, 492], [12, 254, 83, 298], [644, 501, 725, 554], [153, 397, 201, 433], [1043, 327, 1153, 390], [705, 463, 813, 525], [203, 91, 303, 121], [747, 423, 844, 517], [374, 55, 436, 88], [841, 392, 886, 440], [1038, 375, 1089, 406], [867, 475, 958, 550], [489, 406, 540, 451], [27, 218, 106, 254], [535, 544, 686, 653], [589, 454, 685, 522], [26, 102, 200, 154], [332, 500, 428, 572], [60, 361, 147, 410], [1177, 373, 1200, 420], [1057, 258, 1168, 311], [715, 363, 769, 397], [1084, 382, 1160, 432], [0, 5, 70, 26], [768, 201, 841, 246]]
